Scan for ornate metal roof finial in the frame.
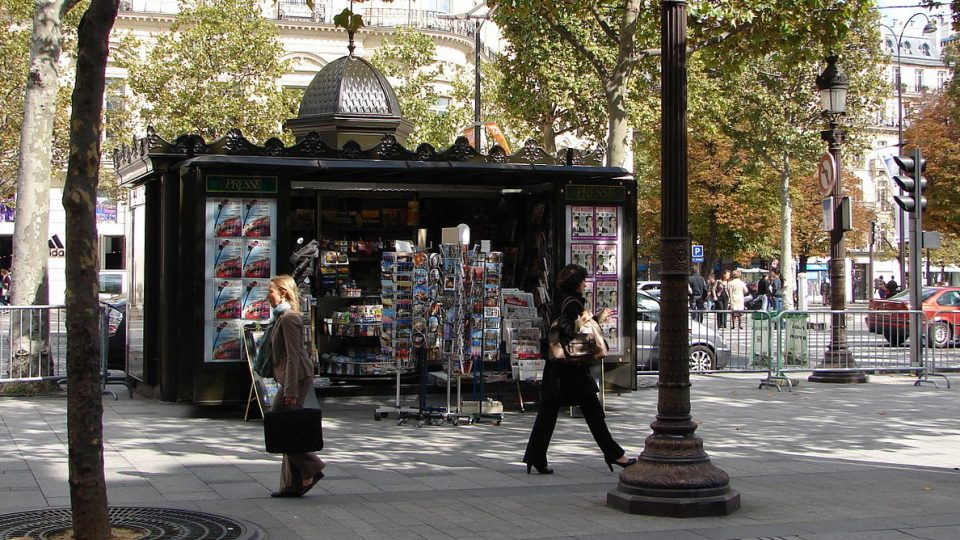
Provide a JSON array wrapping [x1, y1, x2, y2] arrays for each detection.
[[334, 0, 363, 57], [347, 0, 355, 56]]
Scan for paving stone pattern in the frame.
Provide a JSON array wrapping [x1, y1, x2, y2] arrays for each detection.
[[2, 373, 959, 540]]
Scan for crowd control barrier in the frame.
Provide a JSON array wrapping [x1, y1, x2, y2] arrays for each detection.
[[640, 308, 953, 390], [0, 305, 67, 382], [1, 305, 131, 398]]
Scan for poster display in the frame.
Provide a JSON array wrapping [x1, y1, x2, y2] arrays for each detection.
[[203, 198, 277, 362], [565, 205, 622, 354]]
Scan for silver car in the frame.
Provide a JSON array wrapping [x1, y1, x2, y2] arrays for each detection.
[[636, 290, 731, 372]]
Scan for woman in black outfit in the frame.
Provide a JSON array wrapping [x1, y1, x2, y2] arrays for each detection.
[[522, 264, 637, 474]]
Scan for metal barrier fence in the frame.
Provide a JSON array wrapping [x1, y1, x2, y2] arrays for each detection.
[[638, 308, 955, 389], [0, 305, 68, 382]]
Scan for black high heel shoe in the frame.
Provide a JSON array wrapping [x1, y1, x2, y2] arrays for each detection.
[[606, 457, 637, 471], [525, 463, 554, 475]]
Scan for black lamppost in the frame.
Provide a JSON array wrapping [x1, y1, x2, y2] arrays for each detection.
[[808, 56, 866, 384], [438, 3, 492, 151], [880, 14, 937, 289], [607, 0, 740, 517]]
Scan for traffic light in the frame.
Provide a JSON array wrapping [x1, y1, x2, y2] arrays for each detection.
[[892, 149, 927, 214]]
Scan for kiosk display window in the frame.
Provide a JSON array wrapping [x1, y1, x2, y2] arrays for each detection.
[[566, 204, 623, 354], [203, 197, 278, 363]]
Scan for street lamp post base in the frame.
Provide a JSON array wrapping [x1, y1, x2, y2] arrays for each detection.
[[809, 349, 867, 383], [607, 436, 740, 517], [808, 370, 868, 384]]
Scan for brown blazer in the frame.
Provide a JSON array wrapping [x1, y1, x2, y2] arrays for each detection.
[[270, 309, 312, 399]]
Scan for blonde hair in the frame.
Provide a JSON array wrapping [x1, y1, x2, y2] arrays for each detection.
[[270, 274, 300, 313]]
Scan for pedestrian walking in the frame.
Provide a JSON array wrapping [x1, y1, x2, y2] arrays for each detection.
[[260, 274, 325, 497], [523, 264, 636, 475]]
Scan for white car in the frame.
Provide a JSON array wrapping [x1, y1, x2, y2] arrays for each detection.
[[637, 280, 662, 299]]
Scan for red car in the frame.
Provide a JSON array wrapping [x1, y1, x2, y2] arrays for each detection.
[[866, 287, 960, 347]]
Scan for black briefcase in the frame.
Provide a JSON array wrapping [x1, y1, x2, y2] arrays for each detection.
[[263, 408, 323, 454]]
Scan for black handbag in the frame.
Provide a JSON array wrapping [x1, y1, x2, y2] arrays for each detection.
[[263, 408, 324, 454]]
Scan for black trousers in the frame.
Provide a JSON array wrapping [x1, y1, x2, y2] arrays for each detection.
[[523, 392, 625, 466]]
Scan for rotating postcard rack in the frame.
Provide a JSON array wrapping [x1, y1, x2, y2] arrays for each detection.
[[374, 243, 474, 426], [374, 248, 418, 421], [463, 249, 505, 424]]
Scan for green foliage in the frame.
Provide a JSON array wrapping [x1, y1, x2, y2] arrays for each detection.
[[0, 5, 31, 197], [906, 90, 960, 238], [370, 28, 467, 148], [115, 0, 295, 143], [491, 4, 609, 150], [333, 8, 364, 34]]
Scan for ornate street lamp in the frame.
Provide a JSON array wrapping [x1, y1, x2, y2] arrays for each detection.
[[809, 56, 866, 384], [607, 0, 740, 516], [880, 14, 937, 289]]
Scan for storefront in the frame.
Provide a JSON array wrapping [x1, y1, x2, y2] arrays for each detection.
[[114, 54, 636, 404]]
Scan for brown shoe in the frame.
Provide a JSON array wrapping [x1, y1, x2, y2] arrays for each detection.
[[299, 472, 325, 496]]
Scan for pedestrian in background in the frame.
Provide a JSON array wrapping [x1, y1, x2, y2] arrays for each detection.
[[769, 270, 783, 312], [263, 274, 325, 497], [688, 267, 707, 322], [874, 275, 887, 299], [886, 277, 899, 297], [754, 272, 770, 311], [727, 270, 748, 330], [705, 272, 717, 311], [0, 269, 10, 305], [714, 270, 730, 328]]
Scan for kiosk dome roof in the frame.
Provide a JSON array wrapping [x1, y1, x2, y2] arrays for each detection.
[[298, 55, 402, 118]]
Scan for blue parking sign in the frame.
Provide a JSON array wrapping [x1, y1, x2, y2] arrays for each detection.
[[691, 244, 704, 263]]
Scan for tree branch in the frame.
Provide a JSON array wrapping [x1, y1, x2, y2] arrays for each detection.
[[589, 5, 618, 44], [535, 6, 610, 81], [689, 21, 754, 56]]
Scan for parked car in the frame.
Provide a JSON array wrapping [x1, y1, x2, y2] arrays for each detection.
[[636, 281, 662, 299], [636, 289, 731, 372], [865, 286, 960, 348]]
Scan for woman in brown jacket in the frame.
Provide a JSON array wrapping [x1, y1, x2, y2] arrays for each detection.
[[266, 274, 325, 497]]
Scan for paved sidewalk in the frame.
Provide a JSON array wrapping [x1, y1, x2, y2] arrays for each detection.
[[2, 373, 959, 540]]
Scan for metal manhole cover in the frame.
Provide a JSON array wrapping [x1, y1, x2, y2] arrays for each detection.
[[0, 507, 264, 540]]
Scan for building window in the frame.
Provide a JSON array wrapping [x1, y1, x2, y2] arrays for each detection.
[[921, 43, 931, 56], [430, 96, 451, 112], [938, 71, 947, 90], [892, 66, 899, 87], [101, 235, 125, 270], [104, 78, 126, 141], [421, 0, 451, 12], [915, 69, 924, 92]]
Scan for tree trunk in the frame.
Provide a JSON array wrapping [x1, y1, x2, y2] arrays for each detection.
[[780, 155, 794, 310], [8, 0, 69, 379], [11, 0, 65, 309], [602, 0, 641, 171], [541, 117, 557, 154], [605, 85, 631, 170], [63, 0, 119, 538]]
